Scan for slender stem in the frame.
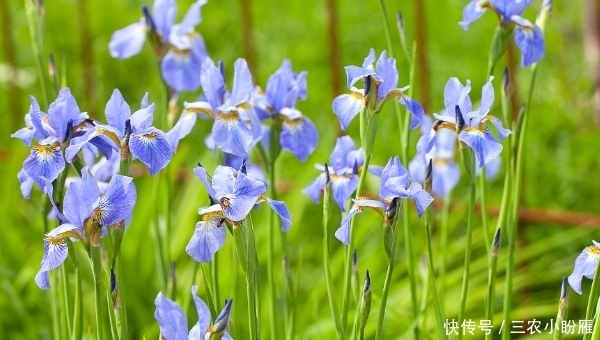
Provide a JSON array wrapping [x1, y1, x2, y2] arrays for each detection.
[[267, 160, 279, 337], [375, 260, 395, 340], [424, 208, 446, 337], [90, 246, 105, 340], [60, 260, 73, 337], [457, 150, 476, 340], [439, 193, 451, 308], [24, 0, 49, 107], [485, 246, 499, 340], [72, 250, 83, 340], [247, 279, 258, 340], [583, 259, 600, 340], [151, 176, 168, 292], [322, 171, 343, 339], [590, 296, 600, 340], [479, 170, 491, 258]]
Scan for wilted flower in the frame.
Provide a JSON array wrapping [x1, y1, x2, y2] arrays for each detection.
[[303, 136, 363, 211], [335, 157, 433, 245], [109, 0, 209, 92], [155, 285, 233, 339], [460, 0, 546, 66], [35, 169, 136, 289], [417, 77, 511, 168], [332, 48, 424, 130], [187, 163, 291, 262], [568, 241, 600, 294], [254, 60, 318, 161]]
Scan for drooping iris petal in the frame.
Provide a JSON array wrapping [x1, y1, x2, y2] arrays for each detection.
[[459, 0, 487, 30], [108, 20, 147, 59], [433, 161, 460, 197], [63, 169, 100, 228], [219, 172, 266, 221], [129, 128, 173, 175], [161, 35, 206, 92], [408, 182, 434, 218], [487, 116, 512, 141], [280, 115, 318, 162], [399, 95, 425, 129], [335, 206, 362, 245], [416, 128, 437, 158], [458, 127, 503, 168], [332, 91, 364, 131], [154, 292, 188, 340], [166, 110, 197, 152], [36, 223, 81, 289], [23, 143, 65, 187], [331, 175, 359, 212], [193, 166, 218, 200], [302, 173, 326, 204], [12, 123, 36, 146], [513, 22, 545, 67], [212, 111, 255, 157], [267, 198, 292, 231], [568, 242, 600, 294], [18, 170, 34, 199], [95, 175, 137, 226], [105, 89, 131, 135], [186, 216, 226, 262]]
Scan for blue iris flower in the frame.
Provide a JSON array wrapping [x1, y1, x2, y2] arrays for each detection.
[[460, 0, 546, 67], [187, 163, 291, 262], [254, 60, 319, 161], [302, 136, 363, 211], [35, 168, 136, 289], [109, 0, 208, 92], [155, 286, 233, 339], [335, 156, 433, 245], [66, 89, 172, 175], [180, 58, 262, 158], [409, 114, 460, 197], [332, 49, 425, 130], [568, 241, 600, 294], [417, 77, 511, 169], [12, 89, 118, 198]]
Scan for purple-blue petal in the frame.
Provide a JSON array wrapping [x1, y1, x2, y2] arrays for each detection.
[[105, 89, 131, 135], [444, 78, 472, 119], [191, 285, 211, 334], [514, 25, 545, 67], [63, 168, 99, 228], [332, 93, 364, 131], [154, 292, 188, 340], [230, 59, 253, 106], [129, 128, 173, 175], [329, 136, 357, 173], [458, 127, 503, 168], [399, 95, 425, 129], [200, 58, 226, 113], [211, 111, 255, 157], [459, 0, 487, 30], [166, 110, 197, 152], [130, 103, 155, 132], [280, 116, 318, 162], [96, 175, 137, 226], [48, 88, 85, 142], [266, 199, 292, 231], [331, 175, 358, 212], [18, 170, 35, 199], [408, 182, 434, 218], [177, 0, 206, 34], [161, 36, 206, 92], [109, 21, 147, 59], [335, 207, 361, 245], [193, 165, 218, 200], [344, 66, 375, 89], [568, 246, 599, 295], [380, 156, 408, 187], [302, 173, 326, 204], [220, 172, 265, 221], [487, 116, 511, 141], [375, 51, 399, 99], [24, 143, 65, 188], [186, 217, 226, 262], [211, 165, 236, 196]]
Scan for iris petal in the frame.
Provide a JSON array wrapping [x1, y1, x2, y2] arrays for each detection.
[[161, 35, 206, 92], [191, 285, 211, 334], [212, 111, 254, 157], [280, 115, 318, 162], [129, 127, 173, 175], [186, 217, 226, 262], [109, 21, 147, 60], [302, 173, 326, 204], [96, 175, 137, 226], [63, 169, 99, 228], [335, 206, 361, 245], [266, 198, 292, 231], [332, 92, 364, 131], [514, 24, 545, 67], [166, 110, 197, 152], [399, 95, 425, 129], [193, 165, 218, 200], [154, 292, 188, 340], [105, 89, 131, 135], [230, 59, 253, 106], [459, 0, 486, 30], [23, 143, 65, 187], [408, 182, 434, 218], [331, 175, 358, 212], [458, 127, 503, 168]]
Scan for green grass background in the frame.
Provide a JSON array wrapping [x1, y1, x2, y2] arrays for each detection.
[[0, 0, 598, 338]]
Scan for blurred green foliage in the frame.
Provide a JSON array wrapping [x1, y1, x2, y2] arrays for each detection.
[[1, 0, 599, 338]]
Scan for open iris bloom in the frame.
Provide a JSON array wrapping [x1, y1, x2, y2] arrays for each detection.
[[187, 163, 291, 262], [12, 89, 118, 198], [417, 77, 511, 169], [460, 0, 546, 67], [332, 48, 424, 131], [67, 89, 173, 175], [155, 286, 233, 339], [568, 241, 600, 295], [109, 0, 208, 92], [409, 114, 460, 198], [253, 60, 318, 161], [177, 58, 262, 158], [302, 136, 363, 212], [35, 168, 136, 289], [335, 156, 433, 245]]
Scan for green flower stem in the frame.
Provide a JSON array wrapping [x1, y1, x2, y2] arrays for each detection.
[[322, 166, 343, 339], [424, 208, 447, 338], [267, 159, 280, 338], [485, 236, 499, 340], [151, 177, 168, 292], [50, 274, 60, 340], [439, 193, 452, 307], [590, 297, 600, 340], [375, 231, 396, 340], [233, 218, 260, 340], [24, 0, 49, 107], [341, 132, 372, 336], [72, 250, 83, 340], [90, 245, 105, 340], [554, 279, 567, 340], [583, 259, 600, 340], [60, 264, 73, 337], [200, 264, 217, 316], [457, 149, 476, 340], [479, 171, 492, 258]]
